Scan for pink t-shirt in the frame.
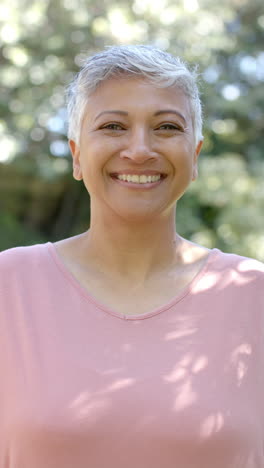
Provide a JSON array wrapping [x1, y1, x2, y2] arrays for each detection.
[[0, 242, 264, 468]]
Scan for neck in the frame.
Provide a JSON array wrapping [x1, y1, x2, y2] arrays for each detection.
[[79, 208, 184, 282]]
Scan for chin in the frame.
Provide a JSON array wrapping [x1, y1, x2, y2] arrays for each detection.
[[111, 204, 169, 224]]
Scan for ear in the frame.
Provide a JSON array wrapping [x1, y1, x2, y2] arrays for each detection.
[[192, 139, 203, 181], [69, 139, 83, 181]]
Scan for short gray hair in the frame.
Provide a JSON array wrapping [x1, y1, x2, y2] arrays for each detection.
[[66, 45, 203, 145]]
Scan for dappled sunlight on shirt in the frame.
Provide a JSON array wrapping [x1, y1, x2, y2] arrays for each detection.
[[0, 243, 263, 467]]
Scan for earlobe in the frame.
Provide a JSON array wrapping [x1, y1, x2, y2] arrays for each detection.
[[69, 139, 83, 181], [192, 167, 198, 181], [73, 165, 83, 181]]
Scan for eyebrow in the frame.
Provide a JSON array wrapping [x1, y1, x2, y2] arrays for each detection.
[[154, 109, 187, 126], [94, 110, 128, 121], [94, 109, 187, 125]]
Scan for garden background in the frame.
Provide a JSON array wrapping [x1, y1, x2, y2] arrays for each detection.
[[0, 0, 263, 260]]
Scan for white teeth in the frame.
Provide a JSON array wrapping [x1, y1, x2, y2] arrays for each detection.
[[116, 174, 161, 183]]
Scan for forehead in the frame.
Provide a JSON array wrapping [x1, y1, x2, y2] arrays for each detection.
[[84, 76, 192, 119]]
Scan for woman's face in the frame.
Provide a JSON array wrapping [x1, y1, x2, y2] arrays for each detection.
[[69, 76, 203, 222]]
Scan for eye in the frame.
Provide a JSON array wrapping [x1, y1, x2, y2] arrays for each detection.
[[101, 123, 125, 131], [156, 123, 183, 131]]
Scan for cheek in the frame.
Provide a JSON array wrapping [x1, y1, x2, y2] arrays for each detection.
[[81, 139, 122, 165], [177, 137, 194, 152], [168, 140, 194, 163]]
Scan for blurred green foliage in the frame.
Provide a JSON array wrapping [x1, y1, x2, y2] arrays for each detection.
[[0, 0, 263, 259]]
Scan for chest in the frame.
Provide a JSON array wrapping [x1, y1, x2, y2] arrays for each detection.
[[72, 264, 203, 316], [2, 265, 264, 468], [2, 300, 263, 468]]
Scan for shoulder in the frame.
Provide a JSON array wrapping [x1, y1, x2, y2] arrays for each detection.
[[0, 243, 50, 275], [214, 248, 264, 273], [212, 248, 264, 285]]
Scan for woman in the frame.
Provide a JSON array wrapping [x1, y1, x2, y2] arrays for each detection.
[[0, 45, 263, 468]]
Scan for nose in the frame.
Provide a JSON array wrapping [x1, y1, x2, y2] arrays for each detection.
[[119, 128, 158, 163]]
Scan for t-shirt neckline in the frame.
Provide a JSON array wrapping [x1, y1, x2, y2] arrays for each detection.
[[46, 242, 220, 321]]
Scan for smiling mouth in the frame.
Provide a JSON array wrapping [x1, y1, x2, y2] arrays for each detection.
[[110, 173, 166, 184]]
